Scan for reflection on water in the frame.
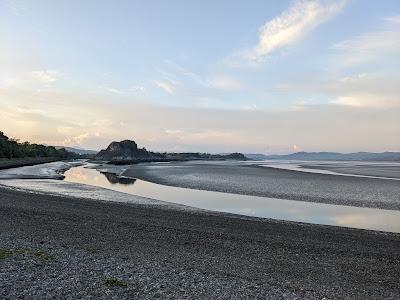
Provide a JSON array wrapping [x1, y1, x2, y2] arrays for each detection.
[[101, 172, 137, 185], [63, 164, 400, 233]]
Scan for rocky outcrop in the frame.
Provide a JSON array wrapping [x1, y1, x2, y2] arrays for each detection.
[[95, 139, 247, 163], [95, 140, 156, 161]]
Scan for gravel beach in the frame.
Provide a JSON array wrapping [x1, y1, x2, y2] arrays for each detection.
[[1, 185, 399, 299]]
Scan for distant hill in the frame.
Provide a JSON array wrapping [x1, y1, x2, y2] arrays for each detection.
[[247, 151, 400, 161], [96, 140, 246, 163], [55, 146, 98, 155], [244, 153, 269, 160]]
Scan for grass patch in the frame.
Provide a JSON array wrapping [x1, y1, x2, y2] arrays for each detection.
[[105, 278, 127, 287], [0, 249, 13, 260], [14, 248, 32, 254], [34, 250, 51, 264]]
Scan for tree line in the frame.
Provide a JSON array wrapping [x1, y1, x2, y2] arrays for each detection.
[[0, 131, 73, 159]]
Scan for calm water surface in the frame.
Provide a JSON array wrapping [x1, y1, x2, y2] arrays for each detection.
[[63, 164, 400, 233]]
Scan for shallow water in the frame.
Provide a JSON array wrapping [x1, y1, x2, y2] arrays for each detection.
[[63, 164, 400, 233], [251, 160, 400, 180]]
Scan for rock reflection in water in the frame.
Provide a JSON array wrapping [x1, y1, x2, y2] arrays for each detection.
[[100, 172, 137, 185], [62, 164, 400, 233]]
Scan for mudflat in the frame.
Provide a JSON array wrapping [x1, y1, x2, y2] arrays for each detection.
[[0, 186, 399, 299], [122, 161, 400, 210], [0, 157, 60, 170]]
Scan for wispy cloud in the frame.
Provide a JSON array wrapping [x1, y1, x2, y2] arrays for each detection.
[[61, 133, 90, 146], [4, 0, 27, 16], [211, 75, 241, 91], [226, 0, 346, 67], [334, 94, 400, 108], [154, 79, 180, 94], [31, 70, 59, 83], [333, 15, 400, 66], [1, 88, 399, 152], [101, 86, 122, 94]]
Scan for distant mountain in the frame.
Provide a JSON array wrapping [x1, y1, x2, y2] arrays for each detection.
[[55, 146, 98, 155], [253, 151, 400, 161], [96, 140, 246, 163], [244, 153, 269, 160]]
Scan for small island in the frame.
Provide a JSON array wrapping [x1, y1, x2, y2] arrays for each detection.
[[95, 139, 247, 164]]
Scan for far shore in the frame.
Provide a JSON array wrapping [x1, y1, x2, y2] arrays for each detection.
[[0, 157, 63, 170]]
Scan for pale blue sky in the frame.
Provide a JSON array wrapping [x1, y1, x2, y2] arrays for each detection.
[[1, 0, 399, 153]]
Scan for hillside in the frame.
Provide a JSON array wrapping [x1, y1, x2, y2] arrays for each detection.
[[0, 131, 74, 160], [55, 146, 98, 155]]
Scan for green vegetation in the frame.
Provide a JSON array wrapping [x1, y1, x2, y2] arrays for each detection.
[[0, 131, 73, 159], [104, 278, 127, 287], [0, 248, 52, 265], [0, 249, 13, 260], [33, 250, 51, 265]]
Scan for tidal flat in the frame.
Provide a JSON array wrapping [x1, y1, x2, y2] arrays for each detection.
[[0, 160, 399, 299]]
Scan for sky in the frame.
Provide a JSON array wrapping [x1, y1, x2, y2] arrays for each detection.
[[0, 0, 399, 153]]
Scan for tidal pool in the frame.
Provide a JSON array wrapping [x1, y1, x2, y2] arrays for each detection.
[[63, 164, 400, 233]]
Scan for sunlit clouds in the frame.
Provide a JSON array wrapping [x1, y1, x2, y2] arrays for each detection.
[[333, 14, 400, 66], [1, 87, 399, 153], [154, 79, 180, 94], [31, 70, 59, 83], [226, 0, 347, 67], [0, 1, 399, 153]]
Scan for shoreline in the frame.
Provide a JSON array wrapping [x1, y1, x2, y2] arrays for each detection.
[[0, 185, 399, 299], [0, 157, 63, 170], [0, 160, 84, 180]]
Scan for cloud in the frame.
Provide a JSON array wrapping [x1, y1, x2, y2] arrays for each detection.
[[333, 15, 400, 65], [61, 133, 90, 146], [334, 94, 400, 108], [240, 104, 258, 111], [99, 85, 145, 94], [103, 87, 122, 94], [4, 0, 26, 16], [226, 0, 346, 67], [31, 70, 59, 83], [383, 15, 400, 24], [1, 87, 399, 153], [165, 129, 184, 135], [211, 75, 242, 91], [273, 71, 400, 110], [129, 85, 145, 92], [154, 79, 180, 94]]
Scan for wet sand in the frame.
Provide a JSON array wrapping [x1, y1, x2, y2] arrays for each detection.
[[122, 161, 400, 210], [0, 185, 399, 299], [302, 162, 400, 179]]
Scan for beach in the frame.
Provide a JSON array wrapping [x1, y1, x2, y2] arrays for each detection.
[[1, 183, 399, 299], [1, 160, 400, 299]]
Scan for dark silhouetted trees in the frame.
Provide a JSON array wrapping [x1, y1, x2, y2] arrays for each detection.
[[0, 131, 73, 159]]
